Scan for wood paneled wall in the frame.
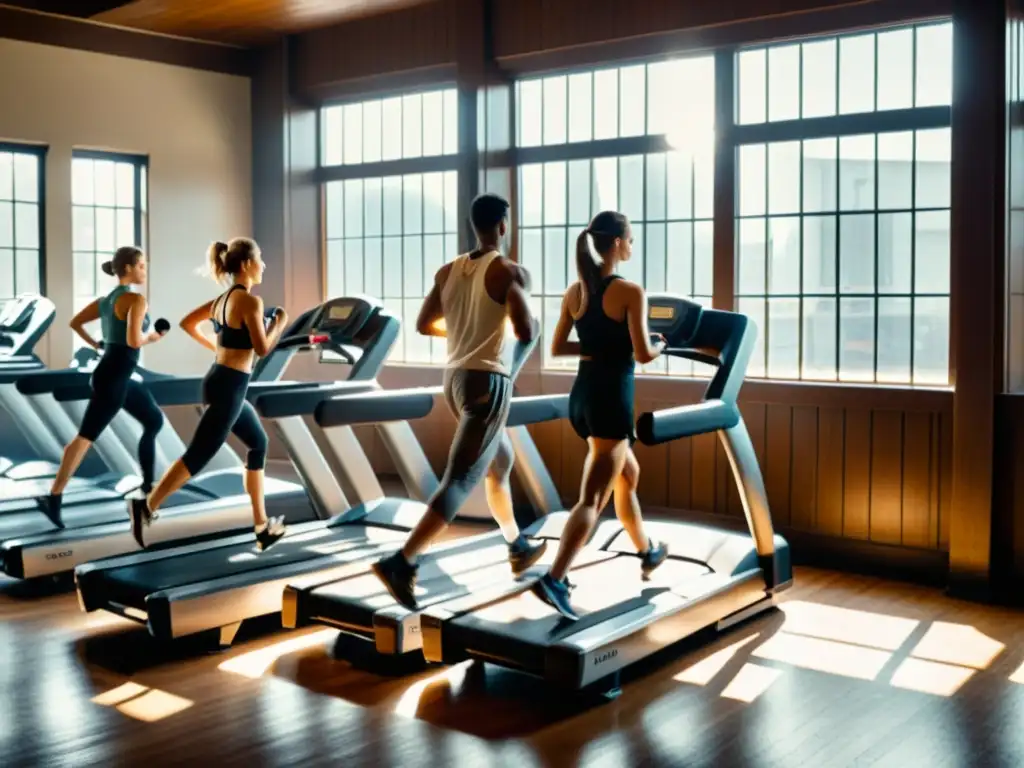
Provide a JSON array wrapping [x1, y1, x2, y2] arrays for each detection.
[[294, 1, 459, 101]]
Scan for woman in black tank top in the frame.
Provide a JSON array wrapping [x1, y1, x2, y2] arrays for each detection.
[[534, 211, 670, 620], [126, 238, 290, 553]]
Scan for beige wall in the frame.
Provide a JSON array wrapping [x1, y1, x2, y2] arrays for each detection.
[[0, 37, 252, 375]]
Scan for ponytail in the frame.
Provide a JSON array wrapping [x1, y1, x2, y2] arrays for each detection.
[[101, 260, 115, 276], [205, 237, 258, 283], [207, 240, 229, 281], [576, 210, 630, 293], [575, 229, 603, 295]]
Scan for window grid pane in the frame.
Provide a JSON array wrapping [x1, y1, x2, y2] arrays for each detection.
[[324, 170, 459, 364], [71, 155, 147, 353], [734, 20, 951, 385], [735, 128, 950, 384], [0, 149, 43, 302], [516, 55, 716, 377], [321, 87, 459, 168]]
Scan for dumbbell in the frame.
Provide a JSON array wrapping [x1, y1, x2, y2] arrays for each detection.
[[154, 318, 171, 336], [264, 306, 282, 330]]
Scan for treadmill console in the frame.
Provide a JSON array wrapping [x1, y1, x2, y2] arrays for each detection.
[[255, 295, 399, 383], [0, 294, 52, 356], [647, 294, 703, 346]]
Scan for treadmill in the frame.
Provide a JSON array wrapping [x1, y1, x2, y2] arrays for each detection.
[[0, 294, 71, 479], [73, 297, 563, 646], [0, 352, 155, 510], [293, 295, 792, 697], [0, 301, 365, 580]]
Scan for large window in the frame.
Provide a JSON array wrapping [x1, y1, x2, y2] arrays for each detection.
[[515, 57, 716, 373], [321, 88, 459, 363], [734, 22, 953, 384], [0, 144, 44, 299], [71, 151, 148, 350]]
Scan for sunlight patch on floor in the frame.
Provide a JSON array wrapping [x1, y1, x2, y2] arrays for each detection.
[[217, 629, 337, 679], [889, 657, 976, 697], [908, 622, 1004, 670], [719, 663, 783, 703], [393, 661, 474, 719], [673, 634, 760, 686], [91, 682, 193, 722]]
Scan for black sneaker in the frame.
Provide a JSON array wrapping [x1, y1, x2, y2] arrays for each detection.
[[508, 535, 547, 575], [255, 516, 287, 552], [371, 551, 419, 610], [641, 539, 668, 578], [533, 572, 579, 621], [36, 494, 64, 529], [127, 498, 151, 549]]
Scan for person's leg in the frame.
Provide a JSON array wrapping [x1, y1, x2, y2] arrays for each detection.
[[484, 431, 548, 572], [129, 369, 240, 547], [374, 371, 540, 608], [613, 448, 668, 577], [229, 401, 285, 551], [40, 372, 127, 528], [122, 380, 165, 494], [534, 437, 627, 620]]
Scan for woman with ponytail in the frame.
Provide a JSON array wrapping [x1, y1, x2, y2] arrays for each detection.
[[534, 210, 669, 620], [38, 246, 169, 529], [127, 237, 290, 553]]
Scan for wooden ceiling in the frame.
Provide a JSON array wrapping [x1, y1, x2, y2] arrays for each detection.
[[2, 0, 431, 46]]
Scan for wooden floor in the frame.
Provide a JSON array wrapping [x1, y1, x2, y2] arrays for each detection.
[[2, 565, 1024, 767]]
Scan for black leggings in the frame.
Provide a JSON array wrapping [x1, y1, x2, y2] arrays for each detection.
[[78, 345, 164, 491], [181, 364, 267, 476]]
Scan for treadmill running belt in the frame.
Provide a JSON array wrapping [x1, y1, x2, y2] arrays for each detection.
[[299, 534, 516, 630], [441, 556, 711, 671], [93, 525, 410, 611]]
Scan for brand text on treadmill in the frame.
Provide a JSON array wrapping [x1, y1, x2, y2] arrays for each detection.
[[593, 649, 618, 666]]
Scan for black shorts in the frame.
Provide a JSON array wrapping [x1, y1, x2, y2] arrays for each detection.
[[569, 360, 636, 444]]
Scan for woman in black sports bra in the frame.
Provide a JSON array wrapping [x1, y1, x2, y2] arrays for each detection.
[[534, 210, 669, 620], [126, 237, 290, 552]]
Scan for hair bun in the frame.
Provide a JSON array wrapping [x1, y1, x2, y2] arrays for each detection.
[[100, 260, 115, 276], [214, 241, 229, 255]]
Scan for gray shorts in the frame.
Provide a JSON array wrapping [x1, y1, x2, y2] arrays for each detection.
[[429, 368, 514, 522]]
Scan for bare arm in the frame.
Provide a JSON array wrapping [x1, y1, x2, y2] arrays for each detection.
[[125, 295, 161, 349], [550, 286, 581, 357], [625, 284, 666, 364], [69, 300, 102, 350], [179, 299, 218, 353], [416, 264, 450, 337], [243, 296, 287, 358], [501, 264, 533, 344]]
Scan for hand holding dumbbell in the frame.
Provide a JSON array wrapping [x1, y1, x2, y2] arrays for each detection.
[[264, 306, 287, 329], [154, 318, 171, 336]]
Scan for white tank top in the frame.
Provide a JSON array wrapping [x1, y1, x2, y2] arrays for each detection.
[[440, 250, 511, 376]]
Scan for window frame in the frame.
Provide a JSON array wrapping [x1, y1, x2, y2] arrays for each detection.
[[70, 149, 150, 350], [317, 84, 464, 366], [0, 141, 47, 299], [726, 20, 953, 386]]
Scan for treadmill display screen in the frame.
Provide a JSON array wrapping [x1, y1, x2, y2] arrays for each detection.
[[650, 305, 674, 320], [329, 304, 354, 320]]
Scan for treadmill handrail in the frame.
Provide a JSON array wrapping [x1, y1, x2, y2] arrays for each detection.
[[506, 394, 570, 428], [0, 363, 46, 382], [315, 387, 441, 427], [249, 380, 381, 419], [15, 369, 93, 395], [636, 398, 739, 445]]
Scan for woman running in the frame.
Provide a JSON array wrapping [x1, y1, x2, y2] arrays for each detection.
[[38, 246, 169, 529], [127, 237, 289, 552], [533, 211, 669, 620]]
